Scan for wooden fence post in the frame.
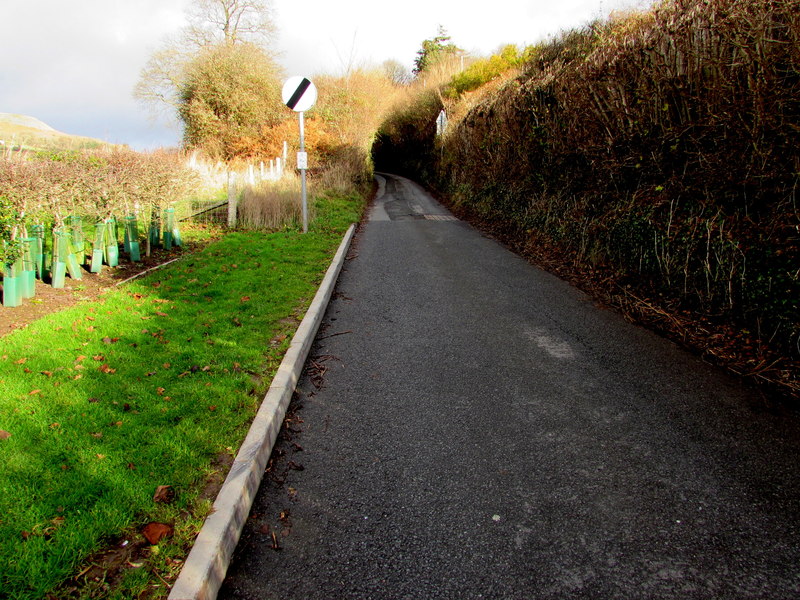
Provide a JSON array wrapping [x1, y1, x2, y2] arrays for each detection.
[[227, 171, 237, 228]]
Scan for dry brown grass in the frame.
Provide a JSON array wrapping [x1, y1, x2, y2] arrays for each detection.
[[237, 176, 308, 231]]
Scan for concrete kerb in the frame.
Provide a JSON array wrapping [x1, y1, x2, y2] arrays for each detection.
[[168, 223, 357, 600]]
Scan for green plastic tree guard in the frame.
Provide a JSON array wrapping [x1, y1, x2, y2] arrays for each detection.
[[163, 208, 175, 250], [172, 223, 183, 247], [123, 218, 131, 253], [149, 221, 160, 248], [65, 240, 82, 281], [2, 277, 20, 307], [124, 216, 141, 261], [68, 216, 85, 267], [91, 221, 105, 273], [52, 230, 69, 288], [2, 262, 20, 307], [30, 225, 45, 279], [104, 218, 119, 267], [20, 238, 36, 298]]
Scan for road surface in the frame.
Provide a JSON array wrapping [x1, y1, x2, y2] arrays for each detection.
[[219, 173, 800, 599]]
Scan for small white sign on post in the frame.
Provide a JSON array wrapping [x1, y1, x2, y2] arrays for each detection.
[[282, 76, 318, 233]]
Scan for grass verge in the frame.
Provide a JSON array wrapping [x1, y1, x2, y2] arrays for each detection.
[[0, 191, 364, 599]]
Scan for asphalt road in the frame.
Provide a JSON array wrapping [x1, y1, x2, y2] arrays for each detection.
[[219, 173, 800, 599]]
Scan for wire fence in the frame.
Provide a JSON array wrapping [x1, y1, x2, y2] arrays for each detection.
[[175, 197, 229, 226]]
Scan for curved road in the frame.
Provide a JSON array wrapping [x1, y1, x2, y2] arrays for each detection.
[[220, 174, 800, 599]]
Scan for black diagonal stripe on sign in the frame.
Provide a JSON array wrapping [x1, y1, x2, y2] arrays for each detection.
[[286, 78, 311, 110]]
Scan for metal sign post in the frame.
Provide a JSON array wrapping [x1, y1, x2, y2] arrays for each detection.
[[282, 76, 317, 234], [298, 111, 308, 232]]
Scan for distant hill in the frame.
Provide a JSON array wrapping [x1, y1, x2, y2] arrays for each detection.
[[0, 112, 116, 151]]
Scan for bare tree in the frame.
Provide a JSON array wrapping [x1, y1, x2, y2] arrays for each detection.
[[135, 0, 276, 119], [183, 0, 276, 47], [382, 59, 412, 86], [134, 43, 192, 113]]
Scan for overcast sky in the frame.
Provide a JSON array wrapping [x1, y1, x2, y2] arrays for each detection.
[[0, 0, 647, 150]]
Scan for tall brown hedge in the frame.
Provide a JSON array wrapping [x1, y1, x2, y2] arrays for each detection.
[[374, 0, 800, 361]]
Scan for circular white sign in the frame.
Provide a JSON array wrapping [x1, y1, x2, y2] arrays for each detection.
[[282, 76, 317, 112]]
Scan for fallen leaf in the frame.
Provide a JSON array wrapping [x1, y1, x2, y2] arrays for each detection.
[[93, 354, 105, 361], [87, 397, 99, 403], [153, 298, 169, 304], [90, 432, 103, 438], [86, 326, 95, 332], [208, 405, 217, 411], [41, 371, 53, 377], [0, 430, 11, 440], [157, 387, 165, 395], [127, 462, 136, 470], [30, 389, 42, 395], [99, 364, 116, 374], [49, 423, 60, 429], [146, 371, 156, 377], [153, 485, 175, 504], [142, 522, 172, 545], [96, 454, 106, 459], [86, 316, 95, 322], [102, 337, 120, 344], [155, 312, 168, 317], [75, 355, 86, 362], [202, 365, 211, 372], [15, 357, 27, 364], [240, 296, 250, 302], [163, 363, 171, 369]]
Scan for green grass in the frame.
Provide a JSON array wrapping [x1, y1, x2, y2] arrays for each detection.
[[0, 192, 364, 599]]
